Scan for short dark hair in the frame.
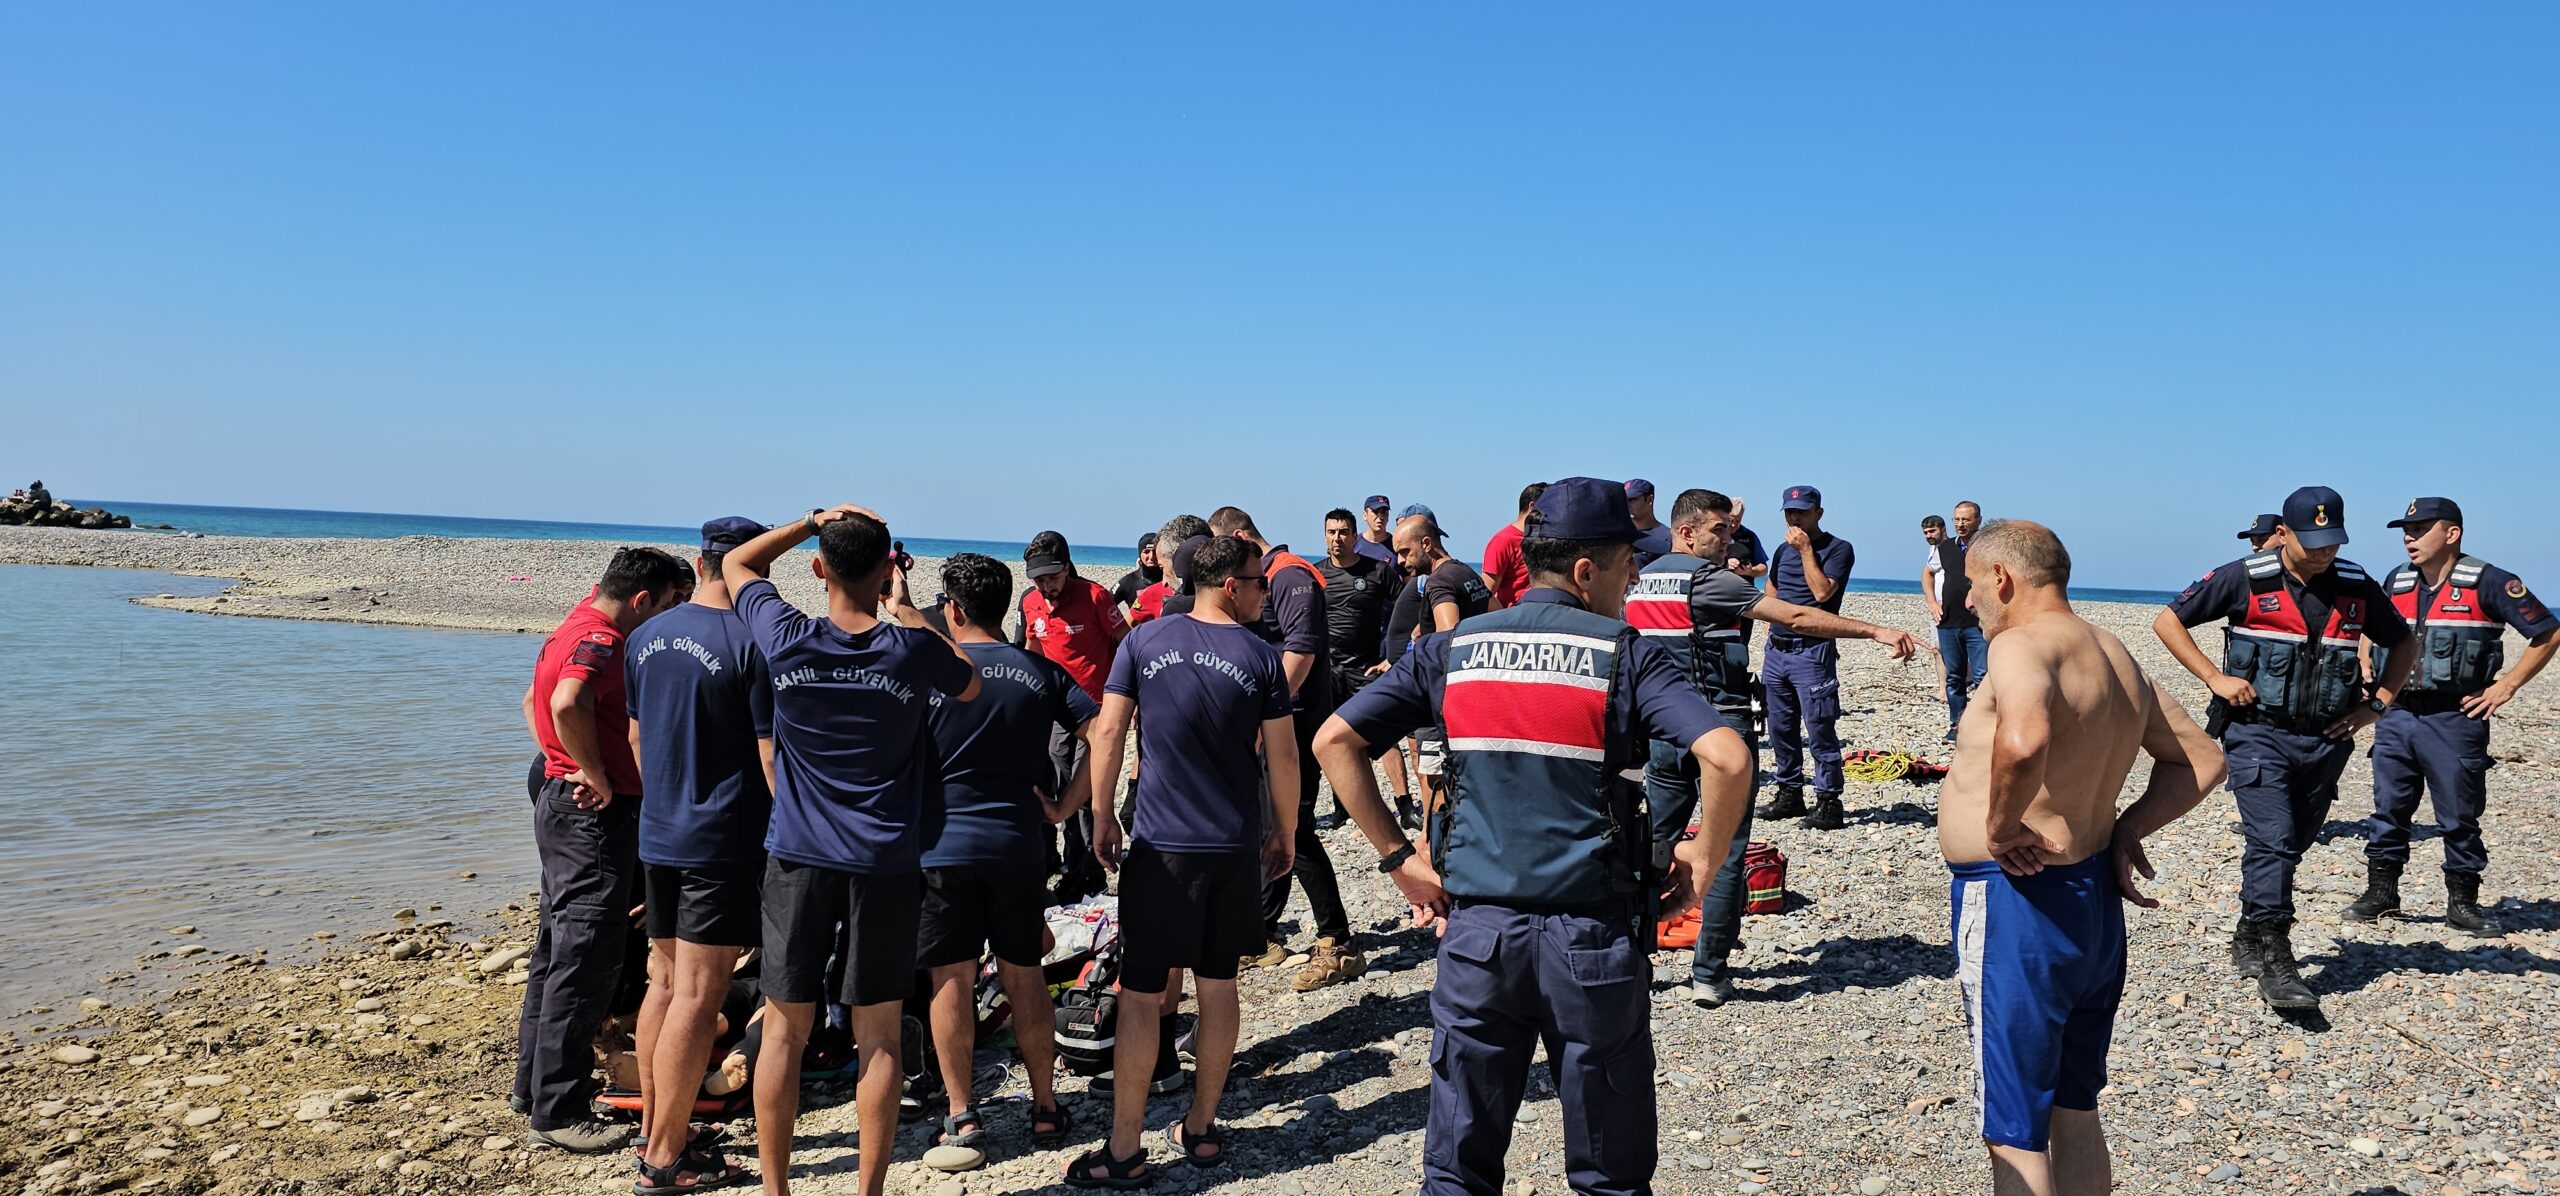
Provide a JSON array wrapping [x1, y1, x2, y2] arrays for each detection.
[[1921, 514, 1946, 530], [940, 552, 1012, 631], [1206, 506, 1258, 538], [1190, 536, 1256, 587], [599, 546, 691, 602], [1669, 488, 1731, 526], [818, 514, 893, 585], [1323, 507, 1357, 527], [697, 550, 727, 581], [1518, 482, 1549, 514], [1521, 536, 1628, 583]]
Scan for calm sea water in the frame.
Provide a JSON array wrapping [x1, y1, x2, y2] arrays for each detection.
[[66, 499, 2180, 603], [78, 499, 1145, 571], [0, 565, 541, 1010]]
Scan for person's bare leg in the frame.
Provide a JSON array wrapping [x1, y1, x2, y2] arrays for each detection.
[[926, 962, 980, 1120], [634, 941, 672, 1152], [1182, 977, 1240, 1160], [1988, 1142, 2056, 1196], [2047, 1108, 2110, 1196], [643, 942, 742, 1171], [849, 1001, 902, 1196], [996, 961, 1061, 1112], [1380, 743, 1412, 802], [1105, 988, 1165, 1161], [753, 999, 816, 1196]]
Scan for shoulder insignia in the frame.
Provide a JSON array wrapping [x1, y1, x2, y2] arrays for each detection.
[[2507, 578, 2528, 599]]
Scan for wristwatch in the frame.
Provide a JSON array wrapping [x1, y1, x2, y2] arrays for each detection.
[[1376, 842, 1416, 874], [803, 509, 824, 536], [2365, 696, 2389, 715]]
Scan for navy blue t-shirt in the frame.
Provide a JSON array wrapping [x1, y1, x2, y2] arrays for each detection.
[[1104, 615, 1292, 853], [627, 603, 775, 868], [1337, 588, 1728, 762], [922, 641, 1099, 868], [735, 580, 976, 874], [1771, 530, 1855, 630]]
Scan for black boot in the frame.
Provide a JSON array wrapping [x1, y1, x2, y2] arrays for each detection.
[[1808, 791, 1845, 831], [2229, 919, 2263, 979], [2444, 872, 2502, 937], [2254, 922, 2319, 1012], [2343, 860, 2402, 923], [1394, 795, 1423, 832], [1758, 786, 1807, 820]]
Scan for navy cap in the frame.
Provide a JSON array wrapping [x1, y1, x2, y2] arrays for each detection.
[[1623, 478, 1655, 500], [1528, 477, 1643, 543], [2280, 485, 2349, 549], [1168, 534, 1213, 584], [700, 516, 768, 554], [1781, 485, 1822, 511], [2237, 513, 2280, 540], [1395, 502, 1443, 538], [1363, 494, 1391, 512], [1025, 551, 1068, 578], [2387, 496, 2464, 530]]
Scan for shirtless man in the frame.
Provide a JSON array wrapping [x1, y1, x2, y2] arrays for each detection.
[[1937, 521, 2226, 1196]]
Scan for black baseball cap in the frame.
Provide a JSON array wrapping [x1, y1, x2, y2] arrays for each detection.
[[1137, 531, 1158, 550], [2280, 485, 2349, 549], [700, 516, 768, 554], [1363, 494, 1391, 512], [1529, 477, 1643, 543], [2387, 497, 2464, 530], [1782, 484, 1822, 511], [2237, 513, 2280, 540], [1025, 551, 1068, 579]]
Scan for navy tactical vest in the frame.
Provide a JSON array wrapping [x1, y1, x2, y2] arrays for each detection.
[[1432, 600, 1644, 905], [1626, 552, 1751, 713], [2385, 556, 2504, 696], [2221, 551, 2372, 728]]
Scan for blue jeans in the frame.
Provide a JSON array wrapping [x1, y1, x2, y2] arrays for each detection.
[[1938, 625, 1988, 728]]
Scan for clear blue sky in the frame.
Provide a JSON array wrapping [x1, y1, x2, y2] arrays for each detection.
[[4, 7, 2552, 589]]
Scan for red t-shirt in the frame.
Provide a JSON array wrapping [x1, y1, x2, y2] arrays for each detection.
[[1130, 582, 1170, 625], [533, 602, 642, 795], [1483, 523, 1528, 607], [1021, 577, 1126, 700]]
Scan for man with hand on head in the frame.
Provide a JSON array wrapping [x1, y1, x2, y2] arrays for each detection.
[[1760, 484, 1858, 830], [1941, 520, 2225, 1196], [1316, 477, 1753, 1196], [626, 521, 773, 1189], [919, 552, 1097, 1159], [1208, 506, 1362, 991], [1627, 489, 1924, 1006], [518, 547, 692, 1154], [1020, 530, 1127, 905], [2345, 497, 2558, 935], [1067, 536, 1296, 1187], [723, 506, 981, 1196], [2154, 485, 2413, 1013]]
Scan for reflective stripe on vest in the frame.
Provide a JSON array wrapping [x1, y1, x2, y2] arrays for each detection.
[[1434, 601, 1636, 905], [2387, 557, 2505, 695]]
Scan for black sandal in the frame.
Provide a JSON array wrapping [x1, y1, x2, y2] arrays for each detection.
[[1062, 1144, 1153, 1189], [1164, 1120, 1229, 1169], [633, 1123, 731, 1154], [1030, 1101, 1074, 1148], [937, 1107, 987, 1149], [633, 1148, 748, 1194]]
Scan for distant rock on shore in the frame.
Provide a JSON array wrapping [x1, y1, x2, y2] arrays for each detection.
[[0, 496, 132, 530]]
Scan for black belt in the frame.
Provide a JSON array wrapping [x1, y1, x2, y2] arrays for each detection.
[[2221, 705, 2334, 735], [1449, 896, 1631, 919], [2394, 691, 2472, 715]]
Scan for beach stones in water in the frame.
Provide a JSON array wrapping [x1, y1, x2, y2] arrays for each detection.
[[922, 1143, 984, 1171], [51, 1044, 100, 1065]]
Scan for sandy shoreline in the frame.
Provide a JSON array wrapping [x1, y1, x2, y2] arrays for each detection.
[[8, 525, 2560, 1193]]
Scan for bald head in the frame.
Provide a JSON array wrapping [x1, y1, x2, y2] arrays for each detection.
[[1392, 513, 1444, 576], [1970, 519, 2070, 590]]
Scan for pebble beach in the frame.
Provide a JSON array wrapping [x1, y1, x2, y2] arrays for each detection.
[[5, 524, 2559, 1195]]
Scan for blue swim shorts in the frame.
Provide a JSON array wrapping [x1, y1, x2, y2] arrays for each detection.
[[1949, 851, 2127, 1151]]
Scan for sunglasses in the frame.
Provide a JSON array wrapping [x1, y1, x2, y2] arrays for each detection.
[[1231, 573, 1269, 590]]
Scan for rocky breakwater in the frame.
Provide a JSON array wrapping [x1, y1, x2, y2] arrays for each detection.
[[0, 496, 132, 531]]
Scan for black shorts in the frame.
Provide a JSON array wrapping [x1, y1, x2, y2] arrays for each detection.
[[760, 858, 923, 1008], [1118, 843, 1262, 993], [644, 859, 763, 949], [917, 863, 1048, 969]]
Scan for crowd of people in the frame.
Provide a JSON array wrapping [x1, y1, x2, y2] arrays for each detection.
[[511, 479, 2552, 1196]]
